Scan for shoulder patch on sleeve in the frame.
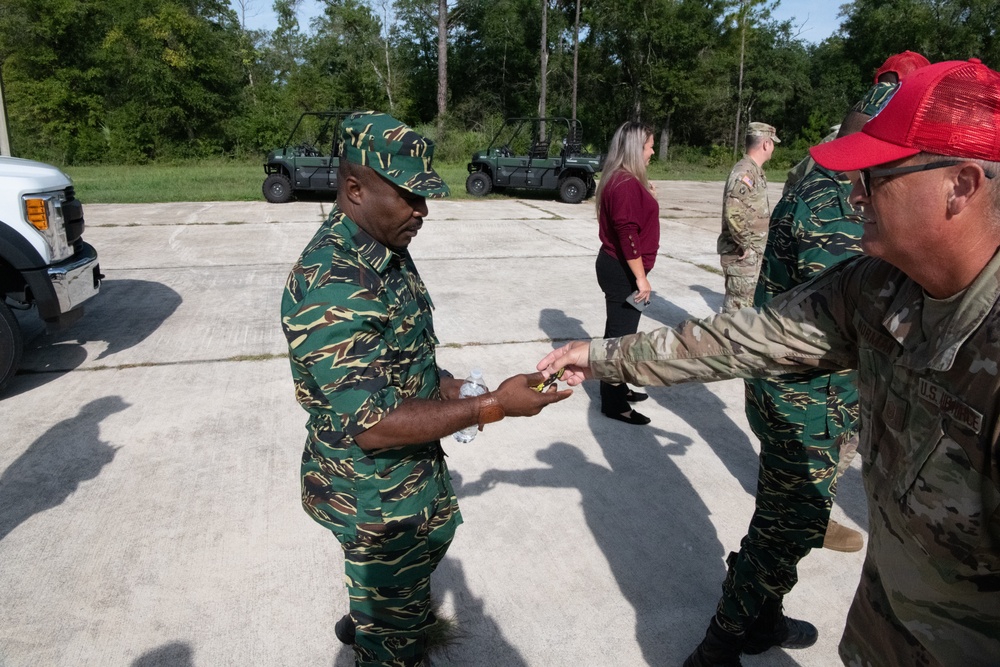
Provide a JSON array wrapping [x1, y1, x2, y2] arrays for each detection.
[[740, 174, 755, 189]]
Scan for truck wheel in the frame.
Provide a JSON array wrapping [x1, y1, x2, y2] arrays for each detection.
[[466, 172, 492, 197], [0, 301, 23, 394], [263, 174, 294, 203], [559, 176, 586, 204]]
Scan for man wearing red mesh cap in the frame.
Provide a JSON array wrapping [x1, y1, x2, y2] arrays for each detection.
[[539, 58, 1000, 666]]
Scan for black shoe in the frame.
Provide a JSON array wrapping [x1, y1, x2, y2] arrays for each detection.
[[335, 614, 356, 646], [625, 389, 648, 402], [743, 615, 817, 655], [683, 618, 744, 667], [683, 651, 743, 667], [602, 409, 651, 425]]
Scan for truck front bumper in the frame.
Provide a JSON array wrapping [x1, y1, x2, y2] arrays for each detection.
[[47, 241, 101, 313], [21, 241, 102, 325]]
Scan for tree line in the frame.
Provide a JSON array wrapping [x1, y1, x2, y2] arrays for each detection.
[[1, 0, 997, 165]]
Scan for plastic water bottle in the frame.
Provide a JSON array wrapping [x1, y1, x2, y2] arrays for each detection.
[[453, 369, 488, 443]]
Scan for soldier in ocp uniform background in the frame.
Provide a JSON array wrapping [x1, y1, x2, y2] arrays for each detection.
[[540, 58, 1000, 667], [281, 111, 570, 667], [718, 122, 779, 313]]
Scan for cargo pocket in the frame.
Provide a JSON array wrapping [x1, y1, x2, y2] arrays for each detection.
[[893, 421, 990, 563]]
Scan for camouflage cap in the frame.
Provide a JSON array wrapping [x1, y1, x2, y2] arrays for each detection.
[[339, 111, 450, 198], [851, 82, 899, 117], [747, 121, 781, 143]]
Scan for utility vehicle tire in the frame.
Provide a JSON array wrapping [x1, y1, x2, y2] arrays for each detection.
[[0, 301, 23, 394], [559, 176, 586, 204], [263, 173, 294, 203], [466, 172, 492, 197]]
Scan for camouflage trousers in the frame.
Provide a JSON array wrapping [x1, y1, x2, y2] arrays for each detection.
[[336, 467, 461, 666], [720, 252, 763, 314], [714, 381, 859, 634]]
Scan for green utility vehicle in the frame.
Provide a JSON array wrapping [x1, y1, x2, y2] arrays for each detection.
[[465, 117, 604, 204], [262, 110, 354, 203]]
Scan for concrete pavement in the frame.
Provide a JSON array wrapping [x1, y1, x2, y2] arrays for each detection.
[[0, 182, 866, 666]]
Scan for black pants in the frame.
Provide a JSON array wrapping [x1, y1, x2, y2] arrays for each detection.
[[595, 251, 644, 414]]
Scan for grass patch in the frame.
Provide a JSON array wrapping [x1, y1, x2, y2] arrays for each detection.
[[63, 157, 775, 204], [648, 161, 732, 181], [65, 159, 263, 203]]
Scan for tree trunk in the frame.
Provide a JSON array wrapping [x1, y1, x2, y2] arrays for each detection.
[[659, 116, 671, 162], [733, 0, 746, 158], [0, 72, 11, 156], [437, 0, 448, 140], [571, 0, 580, 121], [539, 0, 548, 139]]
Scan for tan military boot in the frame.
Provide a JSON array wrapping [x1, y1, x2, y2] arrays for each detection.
[[823, 520, 864, 553]]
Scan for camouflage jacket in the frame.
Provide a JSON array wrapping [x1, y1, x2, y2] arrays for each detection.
[[746, 165, 863, 443], [718, 156, 770, 256], [281, 207, 458, 538], [591, 252, 1000, 666]]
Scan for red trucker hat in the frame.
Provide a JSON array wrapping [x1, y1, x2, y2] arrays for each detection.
[[874, 50, 931, 83], [811, 59, 1000, 172]]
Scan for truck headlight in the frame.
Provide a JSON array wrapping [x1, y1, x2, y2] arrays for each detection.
[[22, 193, 71, 262], [25, 197, 51, 231]]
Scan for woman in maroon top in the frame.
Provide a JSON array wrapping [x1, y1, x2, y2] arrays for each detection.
[[595, 121, 659, 424]]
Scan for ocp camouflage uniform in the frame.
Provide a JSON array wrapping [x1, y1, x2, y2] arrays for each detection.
[[589, 251, 1000, 666], [719, 156, 770, 313], [282, 208, 461, 667], [715, 165, 863, 635]]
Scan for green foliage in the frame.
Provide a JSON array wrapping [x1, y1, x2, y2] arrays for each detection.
[[840, 0, 999, 72], [707, 144, 733, 168], [3, 0, 999, 167], [413, 113, 505, 163]]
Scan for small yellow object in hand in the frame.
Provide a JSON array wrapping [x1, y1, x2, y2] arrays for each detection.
[[533, 368, 565, 392]]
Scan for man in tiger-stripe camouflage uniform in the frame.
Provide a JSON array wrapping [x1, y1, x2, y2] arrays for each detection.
[[281, 111, 568, 667]]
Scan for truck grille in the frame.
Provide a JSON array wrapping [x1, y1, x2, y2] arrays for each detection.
[[63, 186, 85, 245]]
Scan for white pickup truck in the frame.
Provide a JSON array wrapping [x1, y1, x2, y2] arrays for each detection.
[[0, 156, 101, 391]]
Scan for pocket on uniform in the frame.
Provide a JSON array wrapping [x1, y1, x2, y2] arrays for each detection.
[[894, 422, 992, 562], [346, 507, 430, 551]]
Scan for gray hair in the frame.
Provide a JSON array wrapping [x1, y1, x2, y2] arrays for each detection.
[[595, 122, 654, 214]]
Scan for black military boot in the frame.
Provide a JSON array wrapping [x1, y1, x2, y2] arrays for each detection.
[[334, 614, 356, 645], [742, 596, 818, 655], [682, 617, 745, 667]]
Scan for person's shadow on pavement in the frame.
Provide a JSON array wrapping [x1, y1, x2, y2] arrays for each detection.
[[131, 641, 194, 667], [643, 294, 759, 495], [463, 435, 727, 665], [7, 279, 182, 398], [0, 395, 127, 541], [429, 551, 530, 667]]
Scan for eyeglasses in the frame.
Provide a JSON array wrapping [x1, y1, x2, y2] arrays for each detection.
[[858, 159, 1000, 197]]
